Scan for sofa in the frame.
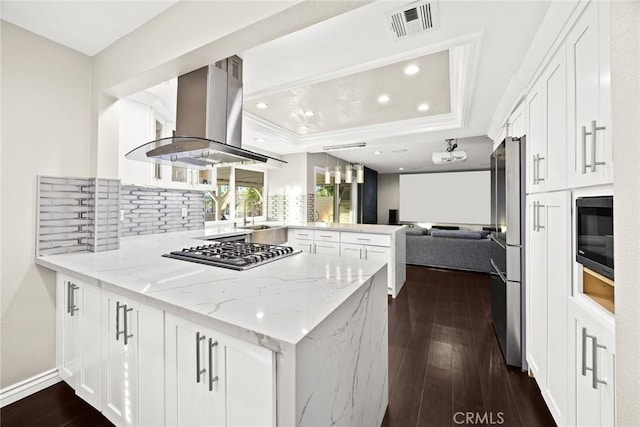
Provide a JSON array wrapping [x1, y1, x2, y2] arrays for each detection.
[[405, 228, 491, 273]]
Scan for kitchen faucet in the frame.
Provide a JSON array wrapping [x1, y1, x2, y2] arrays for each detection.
[[243, 199, 255, 226]]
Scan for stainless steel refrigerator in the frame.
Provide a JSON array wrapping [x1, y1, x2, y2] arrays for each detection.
[[490, 136, 526, 369]]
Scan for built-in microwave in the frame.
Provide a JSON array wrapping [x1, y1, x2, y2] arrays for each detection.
[[576, 196, 614, 280]]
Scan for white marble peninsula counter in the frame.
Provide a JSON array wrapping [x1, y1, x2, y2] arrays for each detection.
[[35, 228, 389, 427], [286, 223, 406, 297]]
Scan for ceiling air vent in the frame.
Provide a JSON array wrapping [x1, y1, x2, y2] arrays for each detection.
[[386, 0, 439, 41]]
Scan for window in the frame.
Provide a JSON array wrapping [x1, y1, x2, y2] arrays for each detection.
[[315, 170, 334, 222], [235, 168, 265, 220], [314, 167, 355, 224], [205, 166, 231, 221]]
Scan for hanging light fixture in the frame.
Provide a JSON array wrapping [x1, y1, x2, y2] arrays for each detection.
[[335, 164, 342, 184], [345, 164, 353, 183], [356, 164, 364, 184], [325, 153, 331, 184]]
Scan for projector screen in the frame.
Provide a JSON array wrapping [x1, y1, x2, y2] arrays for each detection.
[[399, 171, 491, 225]]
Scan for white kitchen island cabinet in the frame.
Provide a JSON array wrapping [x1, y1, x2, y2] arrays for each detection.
[[287, 223, 406, 297], [39, 226, 389, 427], [56, 273, 102, 410], [164, 313, 275, 427], [101, 290, 165, 427]]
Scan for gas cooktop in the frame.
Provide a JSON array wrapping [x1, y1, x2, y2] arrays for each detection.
[[163, 242, 301, 271]]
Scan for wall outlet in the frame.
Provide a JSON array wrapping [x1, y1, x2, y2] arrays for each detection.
[[181, 207, 188, 218]]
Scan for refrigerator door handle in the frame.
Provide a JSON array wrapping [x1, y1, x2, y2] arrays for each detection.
[[490, 259, 507, 283]]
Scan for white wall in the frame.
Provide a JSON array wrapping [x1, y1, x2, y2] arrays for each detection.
[[377, 174, 399, 225], [611, 1, 640, 425], [0, 21, 92, 388], [118, 99, 153, 185]]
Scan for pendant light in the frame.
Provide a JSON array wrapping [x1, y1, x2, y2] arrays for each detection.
[[335, 164, 342, 184], [356, 164, 364, 184], [324, 153, 331, 184], [345, 163, 353, 184]]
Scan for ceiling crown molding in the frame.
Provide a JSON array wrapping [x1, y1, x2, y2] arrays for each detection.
[[244, 31, 484, 149]]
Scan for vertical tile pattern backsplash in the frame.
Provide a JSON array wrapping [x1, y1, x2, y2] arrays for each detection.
[[120, 186, 205, 236], [267, 194, 315, 223], [37, 176, 121, 256]]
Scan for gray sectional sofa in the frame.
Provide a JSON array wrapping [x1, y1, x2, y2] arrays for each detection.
[[405, 228, 491, 273]]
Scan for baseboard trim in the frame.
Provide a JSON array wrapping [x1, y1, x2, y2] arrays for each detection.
[[0, 369, 61, 408]]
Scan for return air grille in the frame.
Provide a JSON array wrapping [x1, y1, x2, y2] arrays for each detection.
[[387, 0, 438, 40]]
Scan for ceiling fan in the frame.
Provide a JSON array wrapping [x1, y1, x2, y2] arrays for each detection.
[[432, 138, 467, 164]]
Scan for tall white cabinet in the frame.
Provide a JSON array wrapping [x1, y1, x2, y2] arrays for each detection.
[[526, 191, 571, 424]]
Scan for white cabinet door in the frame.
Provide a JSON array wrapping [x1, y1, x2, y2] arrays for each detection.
[[566, 0, 612, 188], [56, 274, 102, 410], [542, 192, 570, 423], [542, 44, 568, 192], [57, 276, 78, 386], [526, 192, 570, 425], [292, 239, 314, 254], [526, 80, 545, 193], [526, 196, 546, 380], [508, 103, 525, 138], [102, 291, 164, 426], [341, 243, 363, 259], [568, 298, 616, 427], [165, 314, 275, 427], [364, 245, 391, 264], [314, 241, 340, 257], [165, 315, 225, 427]]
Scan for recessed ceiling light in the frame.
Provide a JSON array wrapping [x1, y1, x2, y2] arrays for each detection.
[[254, 137, 266, 143], [404, 64, 420, 75], [377, 94, 390, 104], [399, 167, 405, 171], [303, 110, 315, 117], [256, 102, 268, 109], [298, 125, 309, 131], [418, 103, 430, 112], [374, 151, 382, 155]]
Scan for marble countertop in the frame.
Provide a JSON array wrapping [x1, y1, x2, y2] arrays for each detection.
[[286, 222, 405, 234], [35, 226, 387, 345]]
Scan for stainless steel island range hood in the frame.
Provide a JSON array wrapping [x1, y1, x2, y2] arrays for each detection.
[[126, 56, 285, 169]]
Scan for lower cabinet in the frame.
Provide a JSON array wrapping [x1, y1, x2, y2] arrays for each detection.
[[56, 273, 102, 410], [526, 191, 571, 425], [340, 242, 391, 264], [569, 298, 616, 427], [165, 314, 276, 427], [101, 290, 165, 427]]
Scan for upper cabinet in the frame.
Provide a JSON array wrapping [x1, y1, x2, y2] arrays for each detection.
[[566, 0, 612, 188], [508, 103, 525, 139], [526, 44, 568, 194]]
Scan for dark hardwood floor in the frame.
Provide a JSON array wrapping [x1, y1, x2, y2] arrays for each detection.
[[1, 266, 555, 427], [382, 265, 555, 427]]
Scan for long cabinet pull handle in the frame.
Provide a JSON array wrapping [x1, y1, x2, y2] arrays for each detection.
[[123, 305, 134, 346], [582, 327, 592, 376], [66, 281, 71, 314], [536, 202, 545, 231], [196, 332, 206, 383], [208, 338, 219, 391], [532, 155, 538, 185], [582, 125, 589, 174], [116, 301, 124, 341], [359, 248, 363, 259], [590, 120, 607, 173], [537, 155, 545, 182], [592, 336, 608, 389], [68, 283, 79, 317]]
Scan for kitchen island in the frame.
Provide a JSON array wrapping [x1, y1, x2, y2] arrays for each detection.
[[287, 223, 406, 297], [36, 228, 389, 427]]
